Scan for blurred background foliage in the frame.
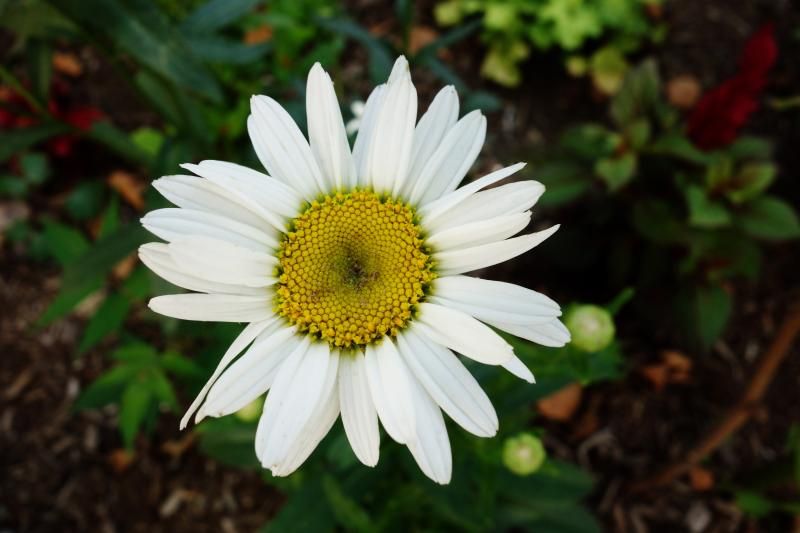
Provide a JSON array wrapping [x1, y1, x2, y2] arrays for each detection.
[[1, 0, 799, 531]]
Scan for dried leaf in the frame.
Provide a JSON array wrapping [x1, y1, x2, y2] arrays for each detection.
[[667, 75, 701, 109], [537, 382, 583, 421], [52, 51, 83, 77], [107, 170, 145, 211], [244, 25, 272, 45], [689, 466, 715, 491]]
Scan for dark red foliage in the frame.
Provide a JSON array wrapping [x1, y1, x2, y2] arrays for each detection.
[[0, 82, 103, 157], [687, 24, 778, 151]]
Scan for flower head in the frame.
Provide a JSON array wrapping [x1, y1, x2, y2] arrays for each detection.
[[139, 57, 569, 483]]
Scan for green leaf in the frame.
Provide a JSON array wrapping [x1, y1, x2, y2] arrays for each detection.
[[631, 199, 685, 243], [610, 59, 661, 126], [686, 185, 732, 228], [78, 293, 131, 353], [39, 224, 149, 325], [112, 342, 159, 366], [416, 19, 481, 57], [725, 136, 772, 160], [594, 152, 637, 191], [119, 380, 153, 449], [534, 161, 591, 208], [197, 418, 261, 469], [737, 195, 800, 241], [27, 39, 52, 102], [735, 490, 774, 518], [65, 181, 105, 220], [51, 0, 222, 102], [41, 221, 89, 266], [590, 46, 628, 95], [649, 132, 711, 165], [85, 121, 154, 166], [317, 17, 392, 84], [180, 0, 261, 33], [726, 163, 776, 205], [0, 123, 70, 163], [184, 36, 269, 64], [264, 479, 336, 533], [149, 371, 178, 410], [321, 475, 374, 533], [687, 286, 733, 349], [20, 152, 49, 185], [74, 364, 136, 410]]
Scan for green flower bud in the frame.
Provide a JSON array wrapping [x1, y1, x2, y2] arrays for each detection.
[[234, 396, 263, 422], [564, 304, 615, 352], [502, 433, 546, 476]]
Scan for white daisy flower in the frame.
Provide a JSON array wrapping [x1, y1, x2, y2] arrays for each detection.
[[139, 56, 569, 484]]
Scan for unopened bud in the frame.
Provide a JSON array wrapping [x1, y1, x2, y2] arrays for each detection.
[[564, 304, 615, 352], [502, 433, 546, 476]]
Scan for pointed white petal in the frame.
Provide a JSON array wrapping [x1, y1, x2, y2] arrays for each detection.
[[502, 355, 536, 383], [148, 294, 272, 322], [168, 236, 276, 288], [272, 350, 340, 476], [153, 175, 270, 230], [198, 325, 299, 420], [142, 208, 277, 251], [339, 352, 380, 467], [365, 73, 417, 194], [406, 377, 452, 485], [257, 340, 331, 467], [409, 110, 486, 205], [403, 86, 459, 197], [179, 319, 275, 429], [249, 95, 326, 198], [427, 211, 530, 251], [436, 225, 560, 276], [181, 160, 302, 222], [416, 302, 513, 365], [432, 275, 561, 326], [485, 318, 571, 348], [306, 63, 356, 191], [398, 327, 497, 437], [138, 243, 264, 296], [388, 56, 411, 83], [428, 180, 545, 232], [420, 163, 527, 226], [364, 339, 416, 444], [352, 84, 386, 186]]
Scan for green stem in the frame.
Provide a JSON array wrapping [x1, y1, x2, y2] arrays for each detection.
[[0, 64, 47, 116]]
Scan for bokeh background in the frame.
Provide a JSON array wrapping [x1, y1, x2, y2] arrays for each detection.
[[2, 0, 800, 531]]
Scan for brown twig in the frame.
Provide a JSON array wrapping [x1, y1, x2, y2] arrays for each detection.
[[630, 305, 800, 493]]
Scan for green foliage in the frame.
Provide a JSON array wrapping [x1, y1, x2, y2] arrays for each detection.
[[533, 60, 797, 348], [75, 342, 199, 448], [435, 0, 662, 91]]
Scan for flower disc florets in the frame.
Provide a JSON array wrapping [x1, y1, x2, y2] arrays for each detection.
[[275, 190, 434, 348]]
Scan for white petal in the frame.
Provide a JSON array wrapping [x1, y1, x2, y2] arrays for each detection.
[[415, 302, 513, 365], [409, 110, 486, 205], [486, 318, 571, 348], [364, 339, 416, 444], [179, 319, 275, 429], [142, 208, 277, 251], [248, 95, 326, 198], [271, 350, 340, 477], [406, 377, 452, 485], [403, 86, 459, 197], [432, 275, 561, 325], [502, 355, 536, 383], [148, 293, 272, 322], [168, 236, 276, 288], [257, 340, 331, 467], [435, 225, 560, 276], [138, 243, 264, 296], [420, 163, 527, 227], [365, 72, 417, 194], [426, 211, 530, 251], [429, 181, 545, 232], [352, 84, 386, 186], [153, 175, 270, 230], [198, 324, 299, 420], [397, 327, 497, 437], [339, 352, 380, 467], [306, 63, 356, 191], [388, 55, 410, 84], [181, 160, 302, 221]]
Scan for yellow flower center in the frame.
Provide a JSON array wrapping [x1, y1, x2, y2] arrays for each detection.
[[275, 190, 434, 348]]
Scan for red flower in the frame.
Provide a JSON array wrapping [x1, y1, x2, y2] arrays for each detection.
[[687, 24, 778, 151]]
